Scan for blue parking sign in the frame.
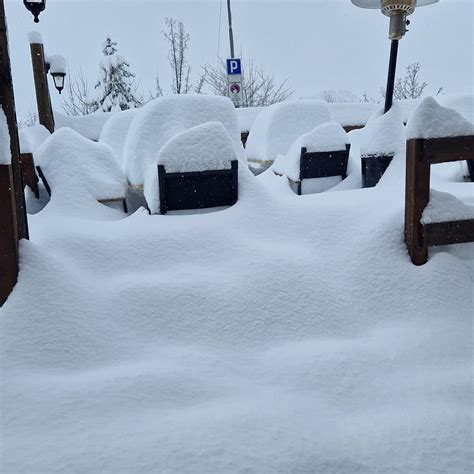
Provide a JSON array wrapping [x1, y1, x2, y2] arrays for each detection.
[[226, 58, 242, 75]]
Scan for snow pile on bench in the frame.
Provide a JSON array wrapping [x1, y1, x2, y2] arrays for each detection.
[[19, 125, 50, 154], [328, 102, 377, 127], [55, 110, 114, 141], [273, 122, 349, 182], [34, 127, 127, 203], [406, 97, 474, 140], [99, 108, 138, 168], [0, 107, 10, 165], [245, 100, 332, 163], [236, 106, 264, 132], [123, 95, 244, 185], [361, 103, 406, 156], [422, 189, 474, 224], [144, 121, 240, 214]]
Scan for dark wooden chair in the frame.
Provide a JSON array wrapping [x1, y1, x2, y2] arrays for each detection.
[[157, 160, 238, 215], [19, 153, 40, 198], [405, 135, 474, 265], [292, 145, 350, 195]]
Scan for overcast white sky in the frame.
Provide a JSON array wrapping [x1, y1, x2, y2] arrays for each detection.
[[5, 0, 473, 118]]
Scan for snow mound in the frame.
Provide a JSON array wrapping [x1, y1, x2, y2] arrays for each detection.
[[406, 97, 474, 140], [123, 95, 244, 185], [34, 127, 127, 204], [236, 106, 265, 132], [422, 189, 474, 224], [273, 122, 349, 181], [99, 108, 138, 168], [245, 100, 332, 163], [28, 31, 43, 44], [144, 122, 243, 214], [328, 102, 378, 127], [19, 124, 50, 154], [47, 55, 66, 74], [54, 110, 114, 141], [361, 103, 406, 156], [0, 107, 11, 165]]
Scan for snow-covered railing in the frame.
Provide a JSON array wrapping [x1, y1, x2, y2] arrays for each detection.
[[405, 135, 474, 265]]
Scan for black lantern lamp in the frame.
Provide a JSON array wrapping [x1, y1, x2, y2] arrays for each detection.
[[51, 71, 65, 94], [352, 0, 439, 112], [23, 0, 46, 23], [47, 55, 67, 94]]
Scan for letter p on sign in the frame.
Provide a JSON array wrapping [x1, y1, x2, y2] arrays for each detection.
[[226, 58, 242, 75]]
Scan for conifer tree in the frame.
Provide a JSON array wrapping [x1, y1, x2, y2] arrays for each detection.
[[93, 36, 142, 112]]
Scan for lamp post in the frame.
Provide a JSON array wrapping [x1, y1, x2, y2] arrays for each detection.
[[0, 0, 44, 306], [351, 0, 439, 112], [29, 34, 66, 133]]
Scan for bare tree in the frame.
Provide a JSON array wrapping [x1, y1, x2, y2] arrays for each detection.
[[61, 69, 98, 116], [18, 108, 38, 129], [203, 59, 293, 107], [393, 62, 428, 100], [162, 18, 192, 94], [318, 89, 361, 103]]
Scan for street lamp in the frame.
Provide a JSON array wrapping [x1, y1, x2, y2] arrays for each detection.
[[47, 55, 67, 94], [23, 0, 46, 23], [352, 0, 439, 112]]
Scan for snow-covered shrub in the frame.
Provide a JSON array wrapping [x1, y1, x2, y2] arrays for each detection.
[[144, 121, 240, 214], [99, 108, 139, 168], [123, 95, 244, 186], [406, 97, 474, 140], [245, 99, 332, 163], [54, 110, 114, 141], [35, 127, 127, 203], [19, 125, 50, 154], [273, 122, 350, 182]]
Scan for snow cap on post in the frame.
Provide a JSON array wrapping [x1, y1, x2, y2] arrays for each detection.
[[28, 31, 43, 44], [0, 107, 11, 165]]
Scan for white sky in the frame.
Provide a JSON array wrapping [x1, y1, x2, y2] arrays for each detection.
[[5, 0, 474, 118]]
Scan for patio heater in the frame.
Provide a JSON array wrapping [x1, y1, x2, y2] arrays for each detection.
[[351, 0, 439, 112]]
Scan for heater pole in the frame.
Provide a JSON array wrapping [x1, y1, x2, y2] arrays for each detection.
[[384, 39, 399, 113]]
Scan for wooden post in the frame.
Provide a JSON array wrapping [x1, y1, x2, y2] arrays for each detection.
[[405, 139, 430, 266], [30, 41, 54, 133], [0, 0, 29, 306]]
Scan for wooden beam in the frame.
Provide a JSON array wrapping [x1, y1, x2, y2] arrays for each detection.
[[30, 42, 55, 134], [423, 219, 474, 247], [423, 136, 474, 164], [405, 139, 430, 266], [19, 153, 39, 199]]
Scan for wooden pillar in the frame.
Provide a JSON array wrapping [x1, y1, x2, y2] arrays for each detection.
[[405, 138, 430, 266], [30, 42, 54, 133], [0, 0, 29, 305]]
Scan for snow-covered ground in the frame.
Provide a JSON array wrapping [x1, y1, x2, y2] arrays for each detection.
[[1, 96, 473, 473]]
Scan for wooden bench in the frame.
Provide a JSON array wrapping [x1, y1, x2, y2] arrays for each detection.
[[290, 145, 350, 195], [157, 161, 238, 215], [405, 135, 474, 265]]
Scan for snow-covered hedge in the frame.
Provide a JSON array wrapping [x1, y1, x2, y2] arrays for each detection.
[[19, 125, 51, 155], [144, 121, 240, 214], [123, 95, 244, 186], [273, 122, 349, 182], [35, 127, 127, 202], [406, 97, 474, 140], [99, 108, 138, 168], [54, 110, 114, 141], [245, 100, 332, 163]]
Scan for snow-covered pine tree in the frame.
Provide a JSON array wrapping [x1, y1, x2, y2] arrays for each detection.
[[94, 36, 142, 112]]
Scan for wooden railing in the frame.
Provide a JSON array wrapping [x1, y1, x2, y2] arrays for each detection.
[[405, 135, 474, 265]]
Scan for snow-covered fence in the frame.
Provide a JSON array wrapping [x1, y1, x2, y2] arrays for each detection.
[[405, 135, 474, 265]]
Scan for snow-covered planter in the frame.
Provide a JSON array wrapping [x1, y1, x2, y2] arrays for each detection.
[[123, 95, 244, 186], [272, 122, 350, 195], [54, 110, 114, 141], [245, 100, 332, 164], [144, 122, 239, 214], [360, 103, 405, 188], [34, 128, 127, 209]]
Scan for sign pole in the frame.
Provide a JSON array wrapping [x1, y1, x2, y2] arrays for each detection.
[[226, 0, 235, 59]]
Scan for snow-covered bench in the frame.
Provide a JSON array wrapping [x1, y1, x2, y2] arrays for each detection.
[[404, 98, 474, 265], [145, 122, 240, 215], [272, 122, 350, 195]]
